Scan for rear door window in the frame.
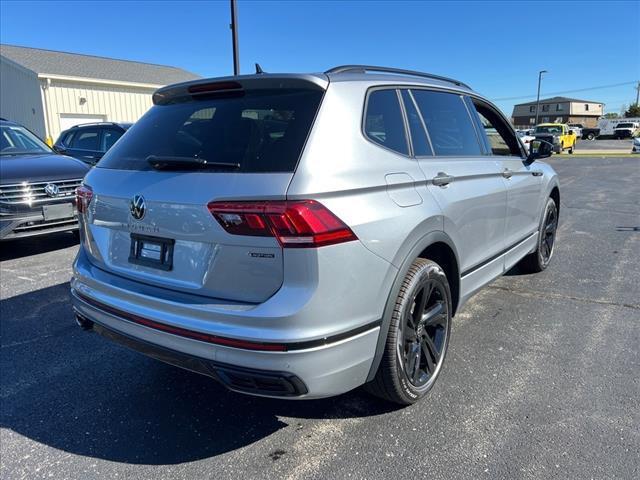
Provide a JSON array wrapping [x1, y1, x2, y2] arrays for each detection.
[[98, 88, 324, 172], [410, 90, 482, 156], [70, 128, 100, 151], [101, 128, 124, 151], [364, 89, 409, 155], [400, 90, 432, 156]]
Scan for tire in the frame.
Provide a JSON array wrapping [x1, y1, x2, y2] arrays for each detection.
[[587, 132, 596, 141], [366, 258, 452, 405], [518, 197, 558, 273]]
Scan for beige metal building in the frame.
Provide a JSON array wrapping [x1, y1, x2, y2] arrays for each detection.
[[0, 44, 199, 144], [511, 96, 604, 128]]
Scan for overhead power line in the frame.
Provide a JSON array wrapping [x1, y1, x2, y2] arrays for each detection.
[[491, 81, 639, 102]]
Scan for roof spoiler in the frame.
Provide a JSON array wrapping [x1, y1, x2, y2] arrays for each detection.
[[153, 73, 328, 105]]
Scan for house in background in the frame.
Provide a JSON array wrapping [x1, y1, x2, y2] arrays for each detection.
[[511, 96, 604, 128], [0, 44, 200, 144]]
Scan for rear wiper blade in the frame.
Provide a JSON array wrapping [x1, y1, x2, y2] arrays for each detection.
[[146, 155, 240, 170]]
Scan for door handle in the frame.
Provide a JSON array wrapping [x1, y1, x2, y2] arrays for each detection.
[[502, 168, 513, 179], [531, 170, 543, 177], [432, 172, 454, 187]]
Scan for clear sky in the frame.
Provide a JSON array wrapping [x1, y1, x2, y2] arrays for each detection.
[[1, 0, 638, 116]]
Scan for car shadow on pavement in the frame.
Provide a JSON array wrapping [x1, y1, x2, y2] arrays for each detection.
[[0, 231, 78, 261], [0, 282, 396, 465]]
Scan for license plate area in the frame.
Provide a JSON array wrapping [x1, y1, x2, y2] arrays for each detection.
[[128, 233, 174, 271], [43, 203, 74, 221]]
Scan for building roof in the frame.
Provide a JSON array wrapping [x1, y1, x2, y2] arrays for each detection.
[[0, 44, 200, 86], [515, 96, 603, 106]]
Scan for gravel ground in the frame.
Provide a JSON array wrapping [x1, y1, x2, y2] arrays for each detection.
[[1, 156, 639, 480]]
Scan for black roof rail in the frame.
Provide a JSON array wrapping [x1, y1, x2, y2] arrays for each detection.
[[325, 65, 471, 89]]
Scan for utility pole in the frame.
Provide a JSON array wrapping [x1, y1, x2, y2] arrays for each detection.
[[534, 70, 547, 126], [230, 0, 240, 75], [635, 81, 639, 106]]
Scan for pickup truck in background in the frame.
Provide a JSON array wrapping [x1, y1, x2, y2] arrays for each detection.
[[613, 122, 639, 139], [567, 123, 583, 139], [533, 123, 577, 154], [581, 117, 640, 140]]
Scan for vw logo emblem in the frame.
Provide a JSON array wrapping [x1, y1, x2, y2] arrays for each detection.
[[130, 195, 146, 220], [44, 183, 60, 197]]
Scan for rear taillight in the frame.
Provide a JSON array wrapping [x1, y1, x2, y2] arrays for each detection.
[[207, 200, 357, 248], [76, 185, 93, 213]]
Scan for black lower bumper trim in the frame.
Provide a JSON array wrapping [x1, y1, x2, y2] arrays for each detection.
[[88, 319, 308, 397]]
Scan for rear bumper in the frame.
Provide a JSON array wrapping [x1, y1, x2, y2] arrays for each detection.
[[71, 287, 381, 398], [70, 241, 394, 398], [76, 311, 308, 396]]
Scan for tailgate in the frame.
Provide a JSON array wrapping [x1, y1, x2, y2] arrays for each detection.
[[83, 169, 291, 303], [79, 79, 325, 303]]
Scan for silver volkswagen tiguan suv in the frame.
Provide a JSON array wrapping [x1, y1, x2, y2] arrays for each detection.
[[71, 66, 559, 405]]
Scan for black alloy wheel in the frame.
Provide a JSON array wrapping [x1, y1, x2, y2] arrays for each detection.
[[539, 200, 558, 265], [367, 258, 452, 405], [399, 278, 449, 388], [518, 196, 559, 273]]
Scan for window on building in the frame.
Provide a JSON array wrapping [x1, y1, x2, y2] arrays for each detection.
[[529, 118, 536, 125], [585, 104, 590, 111], [364, 89, 409, 155], [542, 104, 550, 112], [411, 89, 483, 156], [556, 104, 563, 111], [529, 106, 536, 113]]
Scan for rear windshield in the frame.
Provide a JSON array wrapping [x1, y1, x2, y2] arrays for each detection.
[[97, 88, 323, 172]]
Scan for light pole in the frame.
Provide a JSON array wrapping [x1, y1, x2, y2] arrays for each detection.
[[230, 0, 240, 75], [534, 70, 547, 126]]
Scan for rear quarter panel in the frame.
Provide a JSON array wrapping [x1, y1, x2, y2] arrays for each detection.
[[287, 81, 444, 269]]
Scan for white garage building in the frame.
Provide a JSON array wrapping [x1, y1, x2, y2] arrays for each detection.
[[0, 44, 200, 144]]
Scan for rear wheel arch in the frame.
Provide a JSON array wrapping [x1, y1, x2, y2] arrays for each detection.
[[365, 231, 460, 382], [417, 242, 460, 317]]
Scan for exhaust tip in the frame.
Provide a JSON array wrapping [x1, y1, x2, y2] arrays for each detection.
[[75, 313, 94, 331]]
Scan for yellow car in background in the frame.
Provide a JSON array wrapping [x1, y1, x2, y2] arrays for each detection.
[[533, 123, 577, 154]]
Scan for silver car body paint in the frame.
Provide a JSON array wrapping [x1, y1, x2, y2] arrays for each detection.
[[71, 69, 559, 399]]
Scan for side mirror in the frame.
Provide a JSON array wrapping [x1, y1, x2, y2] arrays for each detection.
[[525, 139, 553, 165], [53, 144, 67, 154]]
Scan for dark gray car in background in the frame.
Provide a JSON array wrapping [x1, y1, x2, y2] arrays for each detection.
[[0, 119, 89, 240], [54, 122, 132, 166]]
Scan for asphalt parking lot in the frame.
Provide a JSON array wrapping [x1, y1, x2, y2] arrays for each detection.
[[1, 156, 639, 479], [574, 138, 633, 152]]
